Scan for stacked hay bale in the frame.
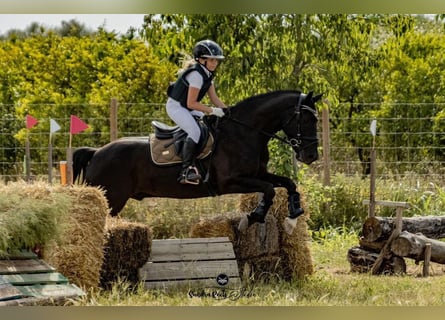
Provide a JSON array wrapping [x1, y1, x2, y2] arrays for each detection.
[[0, 181, 109, 290], [0, 181, 71, 257], [189, 188, 313, 281], [100, 217, 152, 289], [43, 185, 109, 290]]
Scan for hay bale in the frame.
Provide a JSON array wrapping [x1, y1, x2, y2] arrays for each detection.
[[189, 214, 237, 242], [191, 188, 313, 281], [0, 181, 71, 257], [43, 185, 109, 290], [238, 188, 313, 280], [100, 217, 152, 289], [0, 182, 109, 290]]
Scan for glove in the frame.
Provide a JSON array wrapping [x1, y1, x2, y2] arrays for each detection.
[[210, 107, 225, 118]]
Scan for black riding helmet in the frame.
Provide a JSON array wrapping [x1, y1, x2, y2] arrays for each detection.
[[193, 40, 225, 61]]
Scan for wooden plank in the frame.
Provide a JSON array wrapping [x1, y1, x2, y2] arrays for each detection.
[[16, 284, 85, 299], [2, 272, 68, 285], [151, 237, 231, 246], [3, 250, 38, 260], [150, 241, 235, 262], [140, 260, 239, 281], [0, 259, 54, 275], [143, 277, 242, 290], [0, 276, 23, 301], [363, 199, 410, 208]]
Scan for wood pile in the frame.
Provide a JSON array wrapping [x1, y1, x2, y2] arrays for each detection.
[[348, 210, 445, 276]]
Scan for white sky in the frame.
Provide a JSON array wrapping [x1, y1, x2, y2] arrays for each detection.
[[0, 14, 146, 35]]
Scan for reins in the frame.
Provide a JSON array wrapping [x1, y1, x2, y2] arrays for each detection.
[[222, 95, 318, 151]]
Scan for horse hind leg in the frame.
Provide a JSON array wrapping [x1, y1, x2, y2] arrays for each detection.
[[105, 190, 130, 217]]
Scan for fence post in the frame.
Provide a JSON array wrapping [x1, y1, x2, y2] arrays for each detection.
[[322, 102, 331, 187], [110, 98, 118, 142]]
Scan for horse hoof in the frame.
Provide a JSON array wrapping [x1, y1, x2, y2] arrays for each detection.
[[238, 215, 249, 232], [283, 217, 298, 235]]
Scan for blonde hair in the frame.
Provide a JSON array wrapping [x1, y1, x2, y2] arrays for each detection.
[[177, 53, 196, 75]]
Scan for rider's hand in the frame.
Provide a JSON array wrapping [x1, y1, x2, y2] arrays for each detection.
[[210, 107, 225, 118]]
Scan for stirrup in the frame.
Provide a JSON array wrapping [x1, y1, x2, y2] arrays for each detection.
[[179, 166, 201, 185]]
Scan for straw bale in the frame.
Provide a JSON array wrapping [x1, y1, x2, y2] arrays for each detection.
[[189, 214, 237, 242], [238, 187, 313, 280], [0, 181, 71, 256], [43, 185, 109, 290], [100, 217, 152, 289]]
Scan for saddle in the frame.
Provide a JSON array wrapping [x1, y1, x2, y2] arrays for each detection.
[[149, 119, 214, 166]]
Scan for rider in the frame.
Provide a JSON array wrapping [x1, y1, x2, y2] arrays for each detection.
[[167, 39, 226, 185]]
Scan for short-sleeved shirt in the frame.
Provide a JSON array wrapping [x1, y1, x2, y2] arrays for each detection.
[[185, 64, 213, 89]]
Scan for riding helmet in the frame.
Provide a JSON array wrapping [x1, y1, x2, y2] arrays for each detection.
[[193, 40, 225, 61]]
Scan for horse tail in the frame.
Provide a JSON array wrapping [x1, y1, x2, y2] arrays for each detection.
[[72, 147, 97, 184]]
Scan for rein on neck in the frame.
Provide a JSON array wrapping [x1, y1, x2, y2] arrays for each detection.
[[224, 93, 317, 149]]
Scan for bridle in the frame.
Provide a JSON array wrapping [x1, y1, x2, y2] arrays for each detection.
[[224, 93, 318, 151], [282, 93, 319, 150]]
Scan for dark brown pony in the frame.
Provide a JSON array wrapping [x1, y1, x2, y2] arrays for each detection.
[[73, 90, 322, 233]]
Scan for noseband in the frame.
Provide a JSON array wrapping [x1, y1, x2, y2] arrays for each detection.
[[281, 94, 318, 151]]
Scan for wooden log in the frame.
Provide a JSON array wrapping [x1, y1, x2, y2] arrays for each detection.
[[362, 216, 445, 242], [391, 231, 445, 264], [371, 209, 403, 275], [359, 237, 386, 252], [423, 243, 431, 277], [347, 246, 406, 274]]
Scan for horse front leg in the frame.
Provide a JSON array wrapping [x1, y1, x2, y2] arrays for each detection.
[[220, 177, 276, 232], [262, 173, 305, 234], [247, 190, 274, 225]]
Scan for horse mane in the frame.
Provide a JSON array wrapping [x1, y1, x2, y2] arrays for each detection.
[[231, 90, 301, 109]]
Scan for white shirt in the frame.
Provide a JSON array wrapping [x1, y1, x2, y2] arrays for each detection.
[[185, 64, 213, 89]]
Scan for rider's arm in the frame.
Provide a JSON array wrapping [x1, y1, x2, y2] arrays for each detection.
[[186, 86, 214, 114], [207, 83, 226, 108]]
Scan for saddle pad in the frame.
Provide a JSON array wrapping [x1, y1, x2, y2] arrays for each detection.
[[149, 133, 213, 166]]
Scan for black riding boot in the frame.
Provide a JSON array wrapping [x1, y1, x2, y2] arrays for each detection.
[[178, 138, 202, 185]]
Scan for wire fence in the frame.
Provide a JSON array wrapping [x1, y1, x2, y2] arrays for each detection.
[[0, 102, 444, 186]]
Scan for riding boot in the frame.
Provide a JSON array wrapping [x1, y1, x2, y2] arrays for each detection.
[[178, 138, 202, 185]]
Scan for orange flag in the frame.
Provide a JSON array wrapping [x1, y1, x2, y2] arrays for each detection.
[[26, 115, 38, 129], [70, 115, 89, 135]]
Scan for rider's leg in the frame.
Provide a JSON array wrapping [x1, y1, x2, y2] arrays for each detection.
[[166, 103, 202, 184], [178, 137, 202, 184]]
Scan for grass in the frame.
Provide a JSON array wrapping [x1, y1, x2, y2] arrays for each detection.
[[74, 225, 445, 306]]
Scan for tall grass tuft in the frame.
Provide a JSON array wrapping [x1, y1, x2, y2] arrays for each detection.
[[0, 181, 71, 257]]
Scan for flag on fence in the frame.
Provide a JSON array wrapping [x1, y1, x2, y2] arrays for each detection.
[[70, 115, 89, 134], [370, 119, 377, 137], [50, 118, 61, 134], [25, 115, 38, 129]]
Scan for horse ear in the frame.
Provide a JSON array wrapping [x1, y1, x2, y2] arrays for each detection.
[[306, 91, 313, 100], [313, 93, 323, 103]]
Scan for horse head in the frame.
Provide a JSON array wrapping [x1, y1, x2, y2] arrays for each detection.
[[282, 91, 322, 165]]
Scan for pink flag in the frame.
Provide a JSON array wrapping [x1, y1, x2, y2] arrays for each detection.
[[26, 115, 38, 129], [70, 115, 89, 134]]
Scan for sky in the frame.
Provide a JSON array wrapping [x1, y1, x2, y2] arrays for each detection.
[[0, 14, 146, 35]]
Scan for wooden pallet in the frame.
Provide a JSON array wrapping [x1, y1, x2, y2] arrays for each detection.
[[0, 251, 84, 306], [139, 237, 240, 290]]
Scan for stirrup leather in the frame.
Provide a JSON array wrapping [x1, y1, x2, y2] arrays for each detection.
[[179, 166, 201, 185]]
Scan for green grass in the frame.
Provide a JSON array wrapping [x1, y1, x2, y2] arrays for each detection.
[[74, 175, 445, 306], [74, 226, 445, 306]]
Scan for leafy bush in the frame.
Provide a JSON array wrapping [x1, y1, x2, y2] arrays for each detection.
[[302, 173, 445, 231]]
